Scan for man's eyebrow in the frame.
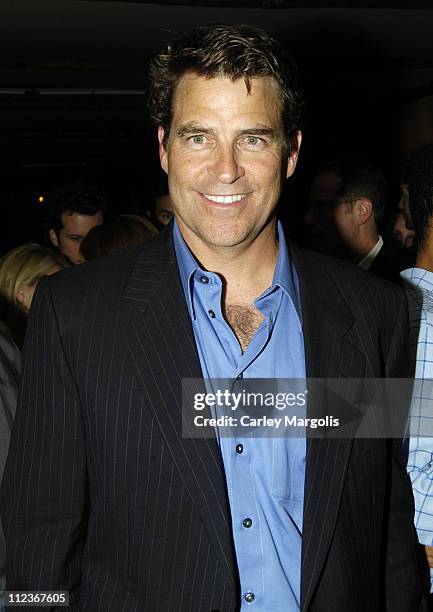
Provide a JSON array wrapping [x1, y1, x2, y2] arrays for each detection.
[[237, 127, 275, 137], [176, 125, 215, 137]]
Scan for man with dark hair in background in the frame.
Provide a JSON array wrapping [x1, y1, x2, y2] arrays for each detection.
[[45, 180, 107, 264], [305, 158, 411, 283], [1, 24, 425, 611]]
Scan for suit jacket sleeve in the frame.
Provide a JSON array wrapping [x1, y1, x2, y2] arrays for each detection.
[[0, 332, 21, 591], [0, 278, 88, 608], [383, 293, 428, 610]]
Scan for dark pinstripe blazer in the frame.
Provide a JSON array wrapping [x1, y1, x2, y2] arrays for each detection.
[[0, 226, 426, 611]]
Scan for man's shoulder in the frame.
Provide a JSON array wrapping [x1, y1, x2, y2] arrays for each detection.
[[293, 241, 407, 335], [45, 243, 141, 301], [46, 232, 172, 304], [292, 242, 405, 298]]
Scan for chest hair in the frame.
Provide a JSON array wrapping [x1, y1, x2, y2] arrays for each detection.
[[225, 304, 264, 353]]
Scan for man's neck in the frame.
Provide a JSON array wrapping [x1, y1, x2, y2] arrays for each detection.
[[178, 220, 279, 305], [415, 249, 433, 273], [346, 231, 379, 264], [414, 232, 433, 272]]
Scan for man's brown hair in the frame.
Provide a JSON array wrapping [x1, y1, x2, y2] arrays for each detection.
[[149, 23, 304, 154]]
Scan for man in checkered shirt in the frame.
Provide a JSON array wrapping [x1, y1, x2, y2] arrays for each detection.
[[400, 145, 433, 596]]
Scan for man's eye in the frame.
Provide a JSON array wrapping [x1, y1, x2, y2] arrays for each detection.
[[159, 211, 173, 223], [242, 136, 265, 148], [189, 135, 206, 144]]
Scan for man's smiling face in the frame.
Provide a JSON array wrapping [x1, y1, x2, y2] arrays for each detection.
[[158, 74, 300, 255]]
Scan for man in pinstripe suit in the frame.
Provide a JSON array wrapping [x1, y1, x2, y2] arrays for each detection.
[[0, 24, 426, 611]]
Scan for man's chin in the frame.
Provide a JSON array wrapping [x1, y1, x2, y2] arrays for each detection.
[[201, 233, 248, 249], [192, 227, 257, 251]]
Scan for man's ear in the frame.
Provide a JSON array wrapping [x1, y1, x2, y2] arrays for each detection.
[[355, 198, 373, 225], [158, 126, 168, 174], [48, 228, 59, 247], [286, 130, 302, 179]]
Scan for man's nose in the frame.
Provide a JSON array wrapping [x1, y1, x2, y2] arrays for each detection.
[[210, 145, 245, 183]]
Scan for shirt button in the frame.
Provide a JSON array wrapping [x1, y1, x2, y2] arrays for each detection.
[[208, 309, 216, 318], [199, 275, 209, 284], [242, 517, 253, 528], [236, 444, 243, 454], [244, 592, 255, 603]]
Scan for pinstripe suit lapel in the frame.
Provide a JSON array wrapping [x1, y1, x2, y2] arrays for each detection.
[[291, 245, 366, 611], [120, 229, 237, 587]]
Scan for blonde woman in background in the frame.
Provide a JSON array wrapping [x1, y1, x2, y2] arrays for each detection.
[[0, 243, 68, 349]]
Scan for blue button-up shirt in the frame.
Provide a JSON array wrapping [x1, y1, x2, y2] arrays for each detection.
[[174, 220, 306, 610]]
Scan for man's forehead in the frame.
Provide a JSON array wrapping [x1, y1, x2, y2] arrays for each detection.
[[62, 210, 77, 218], [60, 210, 103, 230], [171, 73, 283, 120], [175, 71, 280, 90], [61, 210, 102, 219]]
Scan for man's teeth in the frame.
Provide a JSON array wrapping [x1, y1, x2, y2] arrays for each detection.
[[203, 194, 246, 204]]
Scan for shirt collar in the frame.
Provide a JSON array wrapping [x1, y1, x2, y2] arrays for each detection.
[[266, 221, 302, 321], [401, 267, 433, 292], [173, 220, 198, 318], [357, 235, 383, 270], [400, 267, 433, 327], [173, 218, 302, 322]]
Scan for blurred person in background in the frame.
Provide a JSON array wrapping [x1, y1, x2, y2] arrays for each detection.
[[0, 242, 67, 601], [147, 174, 175, 229], [380, 209, 416, 274], [0, 243, 68, 349], [80, 214, 158, 261], [44, 181, 108, 265], [304, 158, 409, 284], [154, 193, 174, 227], [392, 210, 416, 249], [399, 145, 433, 231]]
